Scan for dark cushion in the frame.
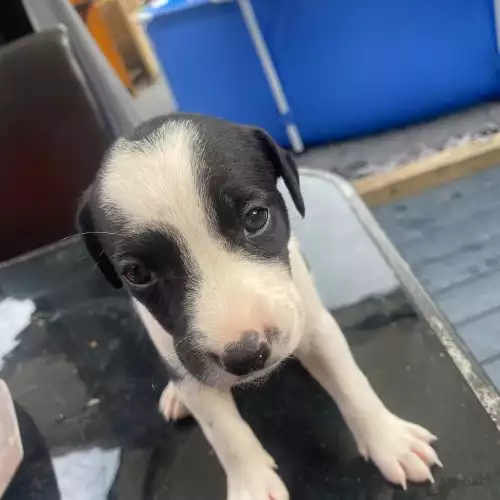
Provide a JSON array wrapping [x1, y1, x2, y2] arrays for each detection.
[[0, 29, 112, 262]]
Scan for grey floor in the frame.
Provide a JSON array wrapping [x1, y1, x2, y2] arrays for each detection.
[[133, 74, 177, 122], [373, 167, 500, 391]]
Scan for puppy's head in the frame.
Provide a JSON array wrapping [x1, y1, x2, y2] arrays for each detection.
[[77, 114, 306, 386]]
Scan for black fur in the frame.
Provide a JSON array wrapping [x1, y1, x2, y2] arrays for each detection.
[[76, 188, 122, 289]]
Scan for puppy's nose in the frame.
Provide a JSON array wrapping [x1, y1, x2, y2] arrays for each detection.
[[221, 330, 270, 376]]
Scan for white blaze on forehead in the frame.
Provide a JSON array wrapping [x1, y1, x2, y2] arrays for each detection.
[[100, 120, 239, 281], [100, 120, 208, 232]]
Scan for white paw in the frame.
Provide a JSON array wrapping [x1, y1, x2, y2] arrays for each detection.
[[355, 412, 442, 489], [159, 381, 191, 422], [226, 461, 289, 500]]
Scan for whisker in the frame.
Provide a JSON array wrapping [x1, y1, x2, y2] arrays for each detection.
[[174, 332, 198, 351], [90, 249, 126, 272], [65, 231, 131, 242], [163, 351, 182, 363]]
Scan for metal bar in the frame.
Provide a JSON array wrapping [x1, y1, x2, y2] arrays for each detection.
[[237, 0, 304, 152], [494, 0, 500, 53]]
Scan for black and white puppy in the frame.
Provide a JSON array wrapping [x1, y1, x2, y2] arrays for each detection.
[[77, 113, 440, 499]]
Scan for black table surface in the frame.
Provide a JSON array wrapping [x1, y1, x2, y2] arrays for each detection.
[[1, 172, 500, 500]]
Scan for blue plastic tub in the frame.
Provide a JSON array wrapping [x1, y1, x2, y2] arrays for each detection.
[[144, 0, 500, 147], [144, 1, 289, 144]]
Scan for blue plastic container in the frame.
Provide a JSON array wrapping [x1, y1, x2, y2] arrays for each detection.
[[144, 0, 500, 147], [145, 1, 289, 144]]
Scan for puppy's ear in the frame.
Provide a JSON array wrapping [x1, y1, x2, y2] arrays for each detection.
[[76, 188, 122, 289], [253, 129, 305, 217]]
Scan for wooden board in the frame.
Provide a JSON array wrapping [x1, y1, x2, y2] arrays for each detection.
[[98, 0, 160, 86], [71, 0, 133, 91], [354, 132, 500, 206], [120, 3, 161, 81]]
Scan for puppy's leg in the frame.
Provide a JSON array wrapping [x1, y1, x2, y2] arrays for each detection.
[[159, 381, 191, 421], [174, 378, 289, 500], [298, 309, 441, 488], [289, 244, 440, 488]]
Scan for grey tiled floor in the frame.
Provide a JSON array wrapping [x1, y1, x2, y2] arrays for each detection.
[[373, 167, 500, 390]]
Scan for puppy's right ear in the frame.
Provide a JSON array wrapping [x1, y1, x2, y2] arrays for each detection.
[[252, 128, 305, 218], [76, 188, 122, 289]]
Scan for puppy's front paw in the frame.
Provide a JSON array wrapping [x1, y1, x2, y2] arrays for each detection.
[[356, 412, 442, 489], [159, 381, 191, 422], [226, 462, 289, 500]]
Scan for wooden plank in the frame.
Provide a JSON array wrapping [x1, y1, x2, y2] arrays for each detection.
[[374, 166, 500, 236], [124, 10, 161, 81], [114, 0, 160, 83], [354, 132, 500, 206], [415, 230, 500, 294], [437, 267, 500, 325], [71, 0, 133, 91], [396, 204, 500, 266], [97, 0, 143, 92]]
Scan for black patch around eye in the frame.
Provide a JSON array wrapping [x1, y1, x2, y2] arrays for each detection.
[[119, 229, 197, 338], [195, 142, 291, 263], [118, 229, 187, 278]]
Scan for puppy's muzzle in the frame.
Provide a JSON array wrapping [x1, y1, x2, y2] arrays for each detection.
[[213, 330, 272, 376]]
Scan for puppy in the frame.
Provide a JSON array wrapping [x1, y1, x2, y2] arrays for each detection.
[[77, 113, 441, 499]]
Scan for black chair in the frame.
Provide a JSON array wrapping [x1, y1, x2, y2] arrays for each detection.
[[0, 29, 113, 262]]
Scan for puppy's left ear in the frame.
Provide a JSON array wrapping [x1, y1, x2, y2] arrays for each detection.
[[253, 129, 305, 217], [76, 187, 123, 289]]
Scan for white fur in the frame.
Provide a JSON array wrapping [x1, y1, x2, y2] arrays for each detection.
[[159, 381, 191, 421], [171, 377, 288, 500], [100, 121, 204, 230]]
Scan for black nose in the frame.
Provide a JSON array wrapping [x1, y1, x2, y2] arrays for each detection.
[[221, 330, 270, 376]]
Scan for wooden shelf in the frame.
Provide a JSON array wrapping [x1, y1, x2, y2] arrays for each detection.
[[354, 132, 500, 206], [72, 0, 160, 94], [98, 0, 160, 89]]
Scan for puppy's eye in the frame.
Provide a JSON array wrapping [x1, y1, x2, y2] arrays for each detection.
[[122, 263, 154, 286], [244, 207, 269, 233]]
